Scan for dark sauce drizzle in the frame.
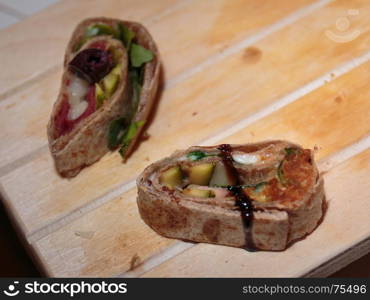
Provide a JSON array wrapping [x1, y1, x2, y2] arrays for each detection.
[[217, 144, 255, 250]]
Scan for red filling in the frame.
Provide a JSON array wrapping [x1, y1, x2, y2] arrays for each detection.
[[54, 85, 96, 138], [54, 41, 109, 138], [89, 41, 108, 51]]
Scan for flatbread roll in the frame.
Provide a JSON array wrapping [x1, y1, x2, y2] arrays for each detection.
[[47, 17, 160, 177], [137, 141, 326, 251]]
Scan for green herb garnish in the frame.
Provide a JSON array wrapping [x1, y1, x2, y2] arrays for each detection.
[[130, 43, 154, 68]]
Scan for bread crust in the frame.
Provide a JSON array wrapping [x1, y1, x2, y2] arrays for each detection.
[[137, 140, 326, 251], [47, 17, 160, 177]]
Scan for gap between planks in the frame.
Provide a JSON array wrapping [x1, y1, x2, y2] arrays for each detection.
[[26, 50, 370, 243], [0, 2, 27, 19]]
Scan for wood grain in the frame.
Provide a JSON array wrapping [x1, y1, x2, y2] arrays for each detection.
[[1, 0, 369, 238], [32, 188, 177, 277], [221, 59, 370, 156]]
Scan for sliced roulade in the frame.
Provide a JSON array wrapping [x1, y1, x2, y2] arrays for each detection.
[[47, 17, 160, 177], [137, 141, 325, 251]]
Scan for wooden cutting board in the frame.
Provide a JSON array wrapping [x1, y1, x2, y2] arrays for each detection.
[[0, 0, 369, 277]]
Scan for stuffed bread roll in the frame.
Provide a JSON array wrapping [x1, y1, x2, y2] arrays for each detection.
[[137, 141, 326, 251], [47, 18, 160, 177]]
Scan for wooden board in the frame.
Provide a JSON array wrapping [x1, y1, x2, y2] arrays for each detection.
[[0, 0, 369, 277]]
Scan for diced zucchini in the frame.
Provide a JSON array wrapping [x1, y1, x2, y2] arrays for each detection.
[[95, 83, 105, 108], [160, 166, 183, 189], [111, 63, 122, 76], [103, 72, 119, 97], [188, 163, 215, 186]]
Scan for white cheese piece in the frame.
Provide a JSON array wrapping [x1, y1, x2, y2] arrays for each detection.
[[232, 153, 260, 164], [68, 101, 88, 120], [177, 156, 188, 161], [67, 76, 89, 120]]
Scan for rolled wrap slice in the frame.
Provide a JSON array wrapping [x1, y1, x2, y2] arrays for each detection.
[[47, 18, 160, 177], [137, 140, 326, 251]]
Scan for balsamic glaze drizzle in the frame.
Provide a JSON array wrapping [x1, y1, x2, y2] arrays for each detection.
[[227, 186, 253, 227], [217, 144, 255, 250]]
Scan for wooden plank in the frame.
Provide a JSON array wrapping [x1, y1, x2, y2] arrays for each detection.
[[1, 0, 369, 236], [0, 70, 61, 171], [30, 61, 370, 276], [32, 188, 176, 277], [141, 149, 370, 277], [220, 59, 370, 157], [151, 0, 315, 79], [0, 0, 314, 97]]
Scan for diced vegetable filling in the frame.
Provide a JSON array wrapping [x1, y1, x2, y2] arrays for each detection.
[[158, 147, 314, 203], [55, 21, 154, 156]]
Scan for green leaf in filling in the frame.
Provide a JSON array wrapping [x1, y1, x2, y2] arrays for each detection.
[[254, 181, 268, 192], [132, 80, 142, 107], [85, 23, 119, 39], [74, 23, 119, 52], [130, 43, 154, 68], [118, 23, 135, 50], [119, 120, 146, 157], [129, 68, 143, 106], [108, 118, 127, 150], [277, 160, 288, 186], [187, 151, 207, 161], [284, 147, 300, 156]]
